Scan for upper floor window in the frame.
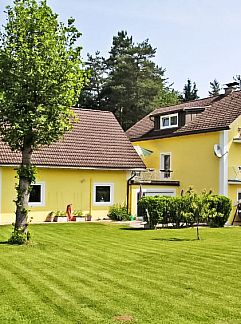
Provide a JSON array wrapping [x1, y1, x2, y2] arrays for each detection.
[[160, 153, 172, 179], [160, 113, 178, 129]]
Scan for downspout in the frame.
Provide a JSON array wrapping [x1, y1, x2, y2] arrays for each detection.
[[219, 130, 229, 196], [126, 172, 137, 214], [89, 178, 92, 216]]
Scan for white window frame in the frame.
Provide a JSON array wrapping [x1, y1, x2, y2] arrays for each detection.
[[93, 183, 114, 206], [160, 153, 172, 180], [237, 190, 241, 204], [28, 182, 45, 207], [160, 113, 178, 129], [139, 188, 176, 197]]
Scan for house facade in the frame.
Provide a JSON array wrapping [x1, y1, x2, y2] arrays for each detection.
[[126, 84, 241, 224], [0, 108, 145, 224]]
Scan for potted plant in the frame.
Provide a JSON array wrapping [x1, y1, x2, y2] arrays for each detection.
[[73, 209, 85, 222], [45, 211, 55, 222], [53, 210, 67, 222], [85, 213, 92, 221]]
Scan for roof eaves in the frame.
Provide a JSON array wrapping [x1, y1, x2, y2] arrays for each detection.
[[130, 126, 229, 142]]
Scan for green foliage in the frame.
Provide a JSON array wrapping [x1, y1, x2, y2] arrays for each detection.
[[0, 0, 85, 151], [55, 210, 66, 217], [108, 203, 130, 221], [73, 209, 83, 217], [8, 225, 31, 245], [16, 165, 37, 183], [138, 189, 232, 229], [209, 79, 220, 96], [182, 78, 199, 102], [78, 51, 106, 109], [0, 0, 85, 235], [206, 195, 232, 227], [78, 31, 180, 130]]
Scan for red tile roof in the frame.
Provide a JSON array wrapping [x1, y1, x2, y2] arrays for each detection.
[[126, 92, 241, 141], [0, 108, 145, 169]]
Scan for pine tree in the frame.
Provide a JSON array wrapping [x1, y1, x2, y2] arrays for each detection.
[[183, 79, 199, 102], [78, 51, 106, 109], [102, 31, 179, 129], [209, 79, 220, 96]]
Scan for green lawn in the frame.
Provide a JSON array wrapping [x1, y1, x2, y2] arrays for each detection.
[[0, 223, 241, 324]]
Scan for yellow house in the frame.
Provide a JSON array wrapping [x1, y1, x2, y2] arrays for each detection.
[[126, 83, 241, 224], [0, 108, 145, 224]]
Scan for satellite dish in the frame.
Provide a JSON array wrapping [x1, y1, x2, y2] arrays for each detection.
[[214, 144, 223, 158]]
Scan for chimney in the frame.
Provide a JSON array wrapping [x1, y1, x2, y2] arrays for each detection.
[[224, 81, 239, 95]]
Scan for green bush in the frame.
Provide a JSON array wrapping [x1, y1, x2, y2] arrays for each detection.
[[108, 204, 130, 221], [206, 195, 232, 227], [138, 190, 232, 229], [8, 226, 30, 245]]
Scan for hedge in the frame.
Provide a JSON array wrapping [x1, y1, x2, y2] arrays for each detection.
[[138, 189, 232, 229]]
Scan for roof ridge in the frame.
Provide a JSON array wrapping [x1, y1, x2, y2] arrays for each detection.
[[73, 107, 112, 114]]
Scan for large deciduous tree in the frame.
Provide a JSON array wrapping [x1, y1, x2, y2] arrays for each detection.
[[0, 0, 85, 243]]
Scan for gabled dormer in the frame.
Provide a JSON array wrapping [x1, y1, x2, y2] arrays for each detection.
[[152, 109, 186, 131], [152, 106, 207, 131]]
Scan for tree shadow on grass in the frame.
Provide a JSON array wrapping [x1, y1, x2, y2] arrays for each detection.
[[119, 227, 147, 231], [0, 241, 9, 245], [151, 237, 198, 242]]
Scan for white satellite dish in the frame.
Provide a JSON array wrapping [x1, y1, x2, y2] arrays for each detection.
[[213, 144, 223, 158]]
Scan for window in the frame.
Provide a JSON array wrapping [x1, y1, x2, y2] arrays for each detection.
[[29, 183, 45, 206], [237, 190, 241, 203], [94, 183, 114, 205], [160, 153, 172, 179], [160, 113, 178, 129]]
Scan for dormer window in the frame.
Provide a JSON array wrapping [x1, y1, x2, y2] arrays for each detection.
[[160, 113, 178, 129]]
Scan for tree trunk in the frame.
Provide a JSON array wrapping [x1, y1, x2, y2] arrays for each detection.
[[15, 146, 33, 230]]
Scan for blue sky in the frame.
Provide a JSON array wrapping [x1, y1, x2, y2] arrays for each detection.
[[1, 0, 241, 97]]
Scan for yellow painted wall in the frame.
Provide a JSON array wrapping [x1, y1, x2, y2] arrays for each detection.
[[227, 115, 241, 223], [0, 167, 129, 224], [132, 123, 241, 224], [130, 131, 220, 217], [134, 131, 220, 194]]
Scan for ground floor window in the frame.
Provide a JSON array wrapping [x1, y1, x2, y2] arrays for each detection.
[[29, 183, 45, 206], [93, 183, 114, 205]]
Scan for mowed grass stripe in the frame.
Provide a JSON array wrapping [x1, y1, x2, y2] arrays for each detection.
[[0, 262, 67, 323], [1, 252, 109, 323], [1, 224, 241, 323], [25, 223, 241, 322], [33, 228, 241, 322]]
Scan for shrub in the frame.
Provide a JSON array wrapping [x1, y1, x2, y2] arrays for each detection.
[[108, 204, 130, 221], [206, 195, 232, 227], [138, 190, 232, 229], [8, 226, 30, 245]]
